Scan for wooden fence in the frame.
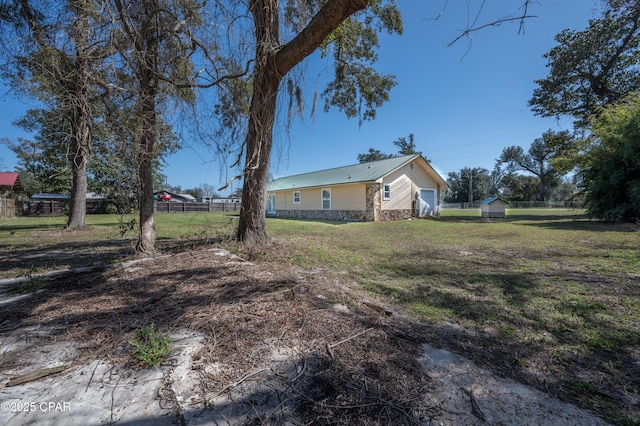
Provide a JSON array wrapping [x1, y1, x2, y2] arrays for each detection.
[[2, 200, 239, 217], [154, 202, 240, 213], [0, 198, 16, 218], [14, 200, 106, 216]]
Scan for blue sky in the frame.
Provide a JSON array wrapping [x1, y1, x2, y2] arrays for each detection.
[[0, 0, 596, 193]]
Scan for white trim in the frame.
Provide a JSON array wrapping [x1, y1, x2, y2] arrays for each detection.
[[293, 190, 301, 204], [321, 188, 331, 210], [266, 194, 277, 215], [383, 183, 391, 200]]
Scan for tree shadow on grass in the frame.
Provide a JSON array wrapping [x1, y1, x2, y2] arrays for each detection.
[[0, 239, 132, 276], [364, 251, 639, 424], [440, 212, 634, 233], [0, 233, 234, 278]]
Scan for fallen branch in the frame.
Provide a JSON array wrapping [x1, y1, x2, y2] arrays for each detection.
[[361, 302, 393, 316], [208, 368, 268, 400], [328, 327, 374, 350], [8, 365, 68, 386]]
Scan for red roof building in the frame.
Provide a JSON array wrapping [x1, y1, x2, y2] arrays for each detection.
[[0, 172, 24, 192]]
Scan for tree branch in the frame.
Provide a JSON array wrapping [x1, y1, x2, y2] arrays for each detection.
[[448, 14, 537, 47], [274, 0, 369, 77]]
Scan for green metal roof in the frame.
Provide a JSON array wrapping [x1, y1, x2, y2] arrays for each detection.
[[480, 197, 509, 205], [268, 154, 441, 191]]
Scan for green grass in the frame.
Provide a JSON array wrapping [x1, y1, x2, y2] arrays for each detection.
[[261, 209, 639, 424], [0, 212, 239, 278], [128, 324, 173, 367]]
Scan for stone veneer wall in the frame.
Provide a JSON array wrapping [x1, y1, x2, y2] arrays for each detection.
[[365, 183, 381, 222], [275, 209, 414, 222], [379, 209, 413, 221], [276, 209, 373, 221]]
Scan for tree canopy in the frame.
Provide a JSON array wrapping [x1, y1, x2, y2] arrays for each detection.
[[357, 133, 422, 163], [581, 93, 640, 222], [529, 2, 640, 128], [499, 130, 575, 201], [0, 0, 548, 250], [445, 167, 493, 204], [0, 0, 113, 229]]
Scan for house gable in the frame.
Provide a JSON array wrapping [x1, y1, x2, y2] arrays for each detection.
[[0, 172, 23, 192]]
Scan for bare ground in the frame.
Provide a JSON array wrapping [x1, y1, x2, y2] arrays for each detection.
[[0, 246, 623, 424]]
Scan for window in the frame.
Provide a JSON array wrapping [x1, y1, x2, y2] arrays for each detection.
[[321, 189, 331, 210], [293, 191, 301, 204], [383, 184, 391, 200]]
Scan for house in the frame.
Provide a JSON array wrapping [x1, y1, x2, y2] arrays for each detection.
[[266, 154, 447, 222], [31, 193, 71, 201], [172, 193, 197, 203], [480, 197, 509, 218], [0, 172, 23, 193], [198, 196, 240, 203]]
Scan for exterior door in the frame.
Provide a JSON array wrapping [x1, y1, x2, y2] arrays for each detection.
[[266, 194, 276, 216], [418, 189, 435, 217]]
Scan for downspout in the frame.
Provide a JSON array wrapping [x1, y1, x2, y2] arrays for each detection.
[[410, 162, 414, 218]]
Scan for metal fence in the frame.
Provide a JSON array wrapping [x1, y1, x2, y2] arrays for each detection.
[[441, 201, 582, 209]]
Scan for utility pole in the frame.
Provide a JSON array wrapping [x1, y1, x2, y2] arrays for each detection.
[[468, 169, 473, 204]]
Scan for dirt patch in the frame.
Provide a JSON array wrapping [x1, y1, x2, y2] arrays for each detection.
[[0, 247, 611, 424]]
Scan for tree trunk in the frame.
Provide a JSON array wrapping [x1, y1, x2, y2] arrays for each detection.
[[67, 141, 89, 229], [135, 74, 158, 256], [236, 70, 280, 244], [236, 0, 369, 243], [130, 0, 160, 257], [66, 3, 91, 230], [237, 0, 281, 244]]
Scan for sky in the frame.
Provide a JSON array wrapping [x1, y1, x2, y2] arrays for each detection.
[[0, 0, 597, 194]]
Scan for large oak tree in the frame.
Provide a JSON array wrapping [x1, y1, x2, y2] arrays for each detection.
[[232, 0, 402, 244], [529, 1, 640, 128], [499, 130, 576, 201]]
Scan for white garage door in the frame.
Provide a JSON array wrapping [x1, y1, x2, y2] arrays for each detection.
[[418, 189, 435, 217]]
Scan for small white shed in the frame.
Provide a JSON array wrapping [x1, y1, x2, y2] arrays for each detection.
[[480, 197, 508, 218]]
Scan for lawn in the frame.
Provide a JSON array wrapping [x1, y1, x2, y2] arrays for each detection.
[[1, 208, 638, 423], [263, 209, 639, 424]]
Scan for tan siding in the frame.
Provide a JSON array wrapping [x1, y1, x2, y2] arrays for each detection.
[[271, 184, 365, 211], [381, 162, 439, 211], [281, 188, 322, 210], [381, 170, 412, 210], [331, 184, 366, 210]]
